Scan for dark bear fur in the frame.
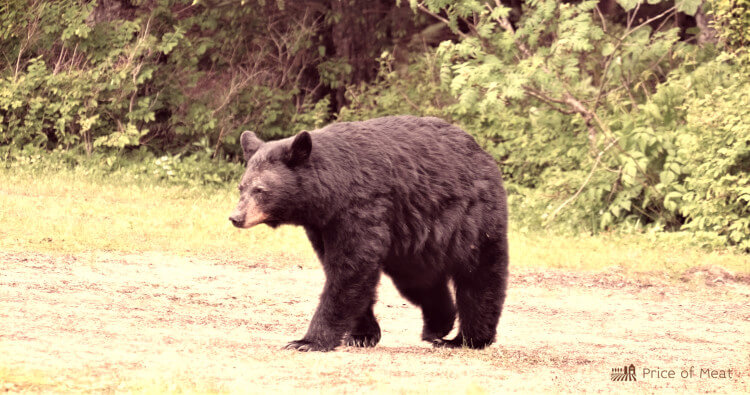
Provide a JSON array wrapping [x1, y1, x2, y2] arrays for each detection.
[[229, 115, 508, 351]]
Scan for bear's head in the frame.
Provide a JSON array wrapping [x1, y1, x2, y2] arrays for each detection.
[[229, 130, 312, 229]]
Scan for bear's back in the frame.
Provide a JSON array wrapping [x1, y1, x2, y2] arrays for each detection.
[[312, 115, 499, 185], [306, 116, 506, 264]]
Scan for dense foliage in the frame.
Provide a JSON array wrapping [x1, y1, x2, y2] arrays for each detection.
[[1, 0, 748, 250], [344, 0, 749, 250], [1, 0, 424, 161]]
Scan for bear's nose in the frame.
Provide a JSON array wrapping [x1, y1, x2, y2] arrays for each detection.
[[229, 212, 244, 228]]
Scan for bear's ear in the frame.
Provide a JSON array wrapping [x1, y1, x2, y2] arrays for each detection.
[[240, 131, 263, 161], [286, 130, 312, 166]]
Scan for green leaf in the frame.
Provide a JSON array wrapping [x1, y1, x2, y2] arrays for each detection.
[[622, 160, 638, 186], [676, 0, 702, 16], [135, 67, 154, 85], [158, 27, 185, 55], [616, 0, 639, 11]]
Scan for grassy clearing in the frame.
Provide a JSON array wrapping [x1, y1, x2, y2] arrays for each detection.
[[0, 165, 318, 267], [0, 164, 747, 275]]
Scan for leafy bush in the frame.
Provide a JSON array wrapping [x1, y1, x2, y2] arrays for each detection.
[[708, 0, 750, 49], [675, 55, 750, 250], [0, 0, 337, 163], [342, 0, 748, 250], [338, 51, 451, 121], [5, 143, 244, 189]]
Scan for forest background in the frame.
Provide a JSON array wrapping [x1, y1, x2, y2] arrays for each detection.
[[1, 0, 749, 252]]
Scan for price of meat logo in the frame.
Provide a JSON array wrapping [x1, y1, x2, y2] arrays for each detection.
[[611, 364, 637, 381]]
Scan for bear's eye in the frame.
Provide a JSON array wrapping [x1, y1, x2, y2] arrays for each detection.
[[251, 186, 267, 195]]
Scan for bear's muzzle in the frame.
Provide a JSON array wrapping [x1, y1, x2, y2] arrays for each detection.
[[229, 199, 268, 228]]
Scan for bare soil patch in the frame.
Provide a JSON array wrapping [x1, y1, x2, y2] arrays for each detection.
[[1, 251, 748, 393]]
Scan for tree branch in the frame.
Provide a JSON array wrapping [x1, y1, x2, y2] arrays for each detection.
[[593, 6, 676, 110], [544, 137, 620, 226], [489, 0, 533, 58], [416, 4, 469, 39]]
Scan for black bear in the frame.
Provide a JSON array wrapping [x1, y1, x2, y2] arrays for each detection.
[[229, 116, 508, 351]]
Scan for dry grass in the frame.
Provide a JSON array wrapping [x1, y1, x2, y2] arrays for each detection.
[[1, 168, 747, 275], [0, 167, 318, 265]]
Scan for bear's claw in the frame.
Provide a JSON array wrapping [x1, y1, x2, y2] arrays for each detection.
[[432, 336, 465, 349], [345, 334, 380, 348], [284, 339, 334, 352], [432, 335, 492, 349]]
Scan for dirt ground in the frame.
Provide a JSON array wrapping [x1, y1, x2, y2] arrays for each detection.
[[1, 251, 748, 393]]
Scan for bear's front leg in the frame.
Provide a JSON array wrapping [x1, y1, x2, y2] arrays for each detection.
[[344, 303, 381, 347], [285, 223, 388, 352], [285, 264, 381, 351]]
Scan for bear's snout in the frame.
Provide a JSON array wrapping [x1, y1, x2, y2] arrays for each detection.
[[229, 211, 245, 228], [229, 201, 269, 229]]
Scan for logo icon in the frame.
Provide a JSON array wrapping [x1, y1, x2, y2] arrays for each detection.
[[611, 364, 637, 381]]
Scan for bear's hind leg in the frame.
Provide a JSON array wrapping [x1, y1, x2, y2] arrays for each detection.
[[345, 303, 381, 347], [438, 239, 508, 349]]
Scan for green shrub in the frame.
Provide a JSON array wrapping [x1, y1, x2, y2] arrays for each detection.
[[338, 51, 451, 121], [5, 143, 244, 189], [0, 0, 331, 163], [343, 0, 748, 250], [676, 55, 750, 250], [708, 0, 750, 50]]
